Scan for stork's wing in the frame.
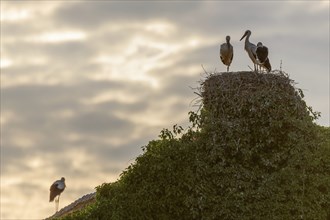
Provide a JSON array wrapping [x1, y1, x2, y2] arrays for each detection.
[[220, 43, 233, 66], [220, 45, 226, 64], [264, 58, 271, 72], [220, 55, 226, 64], [49, 180, 65, 202], [248, 43, 256, 58], [256, 46, 268, 63], [50, 182, 57, 190], [49, 183, 59, 202]]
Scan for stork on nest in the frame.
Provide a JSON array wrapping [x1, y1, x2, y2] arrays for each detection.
[[220, 35, 234, 72], [240, 30, 258, 71], [49, 177, 66, 213], [256, 42, 271, 72]]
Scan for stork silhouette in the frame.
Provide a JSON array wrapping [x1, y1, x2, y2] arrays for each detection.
[[256, 42, 271, 72], [220, 35, 234, 72], [49, 177, 66, 213], [240, 30, 258, 71]]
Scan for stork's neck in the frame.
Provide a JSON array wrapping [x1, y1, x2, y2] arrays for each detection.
[[244, 34, 251, 51], [226, 41, 230, 49], [245, 34, 250, 43]]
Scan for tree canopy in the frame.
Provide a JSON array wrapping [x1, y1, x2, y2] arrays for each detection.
[[58, 71, 329, 220]]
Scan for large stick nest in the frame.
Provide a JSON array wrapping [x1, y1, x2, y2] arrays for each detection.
[[200, 70, 309, 121]]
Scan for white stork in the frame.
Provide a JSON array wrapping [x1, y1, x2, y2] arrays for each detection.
[[49, 177, 66, 212], [256, 42, 271, 72], [240, 30, 258, 71], [220, 35, 234, 72]]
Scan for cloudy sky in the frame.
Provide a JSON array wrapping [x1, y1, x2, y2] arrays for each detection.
[[1, 1, 329, 219]]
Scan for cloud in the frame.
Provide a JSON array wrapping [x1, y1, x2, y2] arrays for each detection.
[[1, 1, 329, 219], [54, 1, 202, 28]]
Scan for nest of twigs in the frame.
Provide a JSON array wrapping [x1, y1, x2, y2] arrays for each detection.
[[199, 70, 309, 121]]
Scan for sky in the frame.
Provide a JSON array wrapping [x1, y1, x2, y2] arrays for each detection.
[[1, 1, 329, 219]]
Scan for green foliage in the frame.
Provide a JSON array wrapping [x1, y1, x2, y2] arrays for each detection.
[[60, 71, 329, 220]]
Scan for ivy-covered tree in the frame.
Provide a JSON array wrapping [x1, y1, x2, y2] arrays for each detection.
[[59, 71, 329, 220]]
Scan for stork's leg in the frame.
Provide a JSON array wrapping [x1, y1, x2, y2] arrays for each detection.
[[227, 66, 229, 72], [54, 197, 57, 212], [58, 194, 61, 212], [55, 196, 59, 212]]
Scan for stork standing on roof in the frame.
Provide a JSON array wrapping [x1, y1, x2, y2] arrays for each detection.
[[240, 30, 258, 71], [256, 42, 271, 72], [49, 177, 66, 213], [220, 35, 234, 72]]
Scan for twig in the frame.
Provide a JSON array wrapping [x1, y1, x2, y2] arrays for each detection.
[[193, 91, 202, 97], [201, 64, 207, 74]]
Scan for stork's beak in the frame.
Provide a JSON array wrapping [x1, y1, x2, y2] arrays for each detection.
[[240, 32, 247, 41]]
